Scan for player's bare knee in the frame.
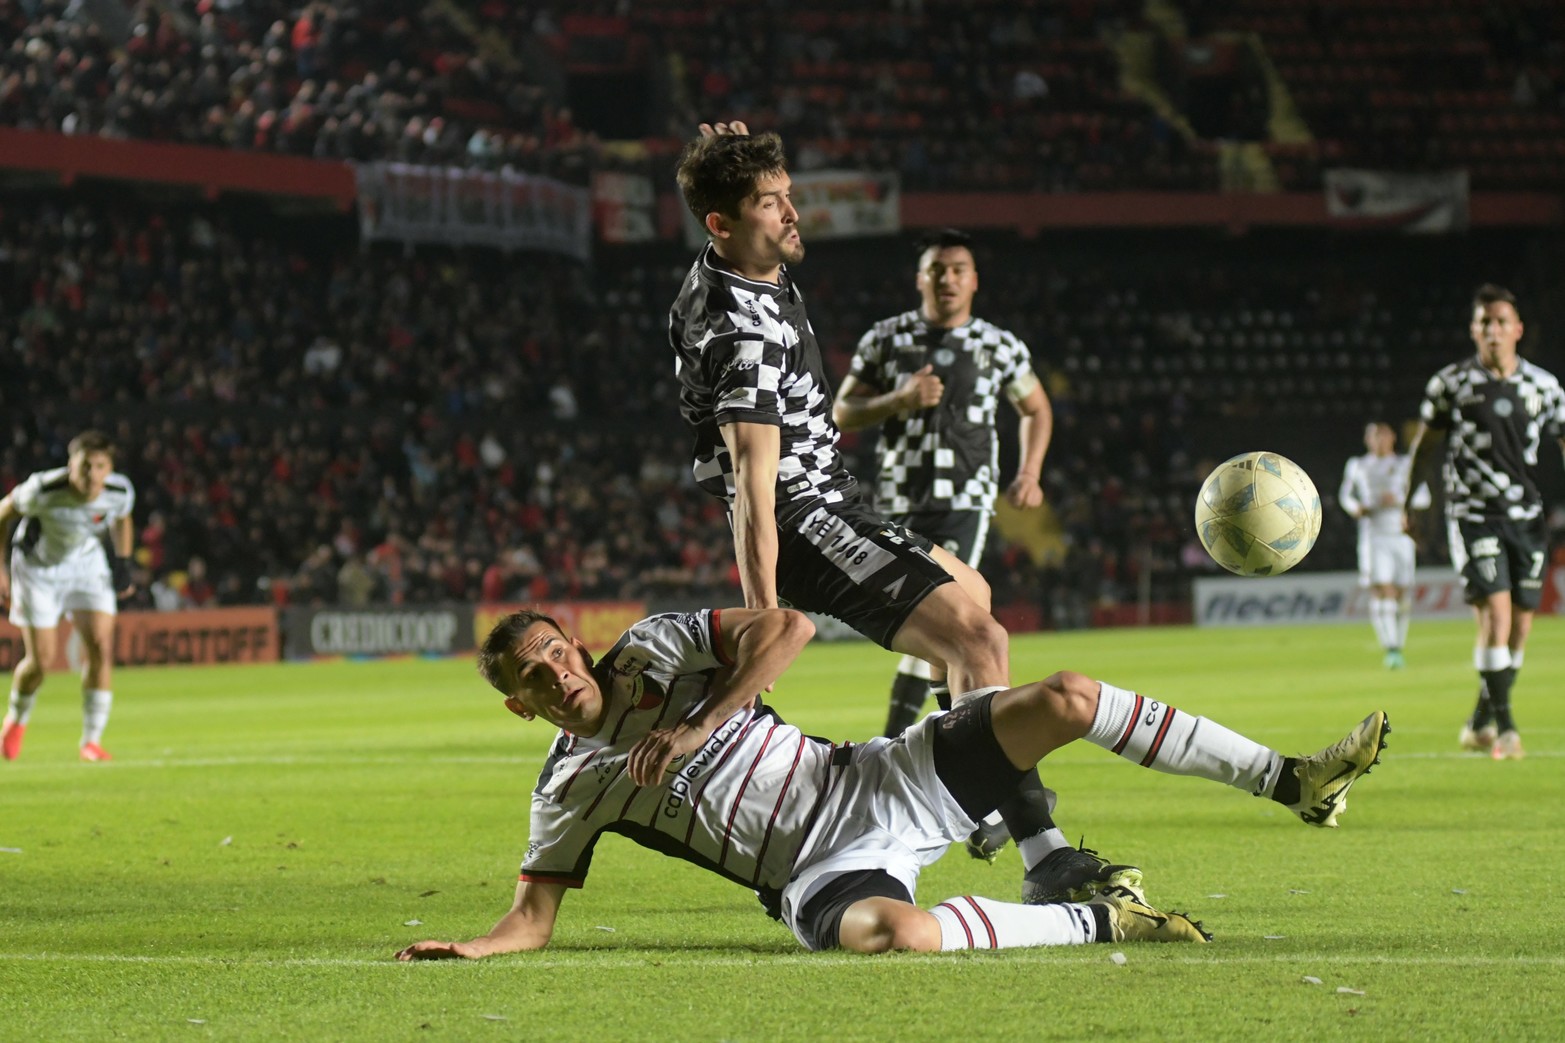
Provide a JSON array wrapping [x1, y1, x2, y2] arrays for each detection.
[[837, 901, 940, 954], [15, 658, 44, 690], [952, 610, 1006, 670], [1039, 670, 1099, 731]]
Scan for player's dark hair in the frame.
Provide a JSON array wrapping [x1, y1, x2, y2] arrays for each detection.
[[676, 131, 789, 226], [917, 228, 974, 256], [68, 429, 116, 460], [477, 609, 564, 694], [1473, 283, 1519, 313]]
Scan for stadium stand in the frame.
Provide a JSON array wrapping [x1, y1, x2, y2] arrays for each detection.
[[4, 2, 1564, 629], [5, 186, 1557, 621], [7, 0, 1559, 191]]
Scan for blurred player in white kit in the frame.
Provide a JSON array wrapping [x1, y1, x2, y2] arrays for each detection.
[[0, 430, 137, 761], [1338, 421, 1428, 669]]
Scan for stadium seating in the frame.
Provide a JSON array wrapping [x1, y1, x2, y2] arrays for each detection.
[[4, 0, 1561, 190], [7, 189, 1553, 619]]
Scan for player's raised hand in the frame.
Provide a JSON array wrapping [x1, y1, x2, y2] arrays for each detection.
[[899, 365, 945, 411], [396, 940, 485, 961], [1005, 474, 1044, 510], [627, 723, 706, 786], [699, 120, 750, 138]]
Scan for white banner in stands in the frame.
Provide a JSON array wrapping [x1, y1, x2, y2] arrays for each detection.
[[683, 169, 900, 248], [1193, 568, 1472, 627], [1324, 169, 1469, 234], [356, 162, 591, 259]]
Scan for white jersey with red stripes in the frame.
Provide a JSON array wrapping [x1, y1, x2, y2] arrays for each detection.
[[519, 610, 839, 896]]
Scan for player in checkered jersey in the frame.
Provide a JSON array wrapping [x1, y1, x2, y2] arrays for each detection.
[[1406, 285, 1565, 760], [834, 229, 1051, 739], [0, 430, 137, 761], [1338, 421, 1430, 670], [395, 606, 1388, 960], [668, 124, 1110, 906]]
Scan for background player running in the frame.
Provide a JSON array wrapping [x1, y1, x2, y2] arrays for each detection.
[[1338, 420, 1428, 669], [1, 430, 137, 761], [1406, 284, 1565, 760]]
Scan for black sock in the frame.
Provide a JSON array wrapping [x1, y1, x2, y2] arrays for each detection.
[[1269, 758, 1302, 806], [883, 673, 930, 738], [1470, 679, 1494, 730], [1089, 903, 1113, 941], [930, 681, 952, 713], [1482, 668, 1518, 733], [997, 770, 1056, 844]]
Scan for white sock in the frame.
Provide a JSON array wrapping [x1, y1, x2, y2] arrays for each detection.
[[82, 688, 113, 746], [1395, 598, 1410, 649], [1084, 682, 1285, 797], [1369, 597, 1397, 649], [1510, 649, 1525, 670], [7, 688, 39, 726], [931, 895, 1099, 949], [1016, 826, 1069, 870], [1479, 647, 1511, 672]]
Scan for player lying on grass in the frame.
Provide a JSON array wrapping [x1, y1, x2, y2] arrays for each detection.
[[397, 608, 1389, 959]]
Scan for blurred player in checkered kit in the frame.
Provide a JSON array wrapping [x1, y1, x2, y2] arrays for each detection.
[[833, 229, 1051, 862], [668, 125, 1110, 904], [0, 430, 137, 762], [1406, 284, 1565, 760]]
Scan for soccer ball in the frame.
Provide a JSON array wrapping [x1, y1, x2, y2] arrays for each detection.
[[1194, 451, 1321, 576]]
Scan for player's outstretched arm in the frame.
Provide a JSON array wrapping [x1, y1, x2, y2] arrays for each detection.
[[396, 880, 565, 961], [719, 422, 781, 610], [627, 608, 815, 784]]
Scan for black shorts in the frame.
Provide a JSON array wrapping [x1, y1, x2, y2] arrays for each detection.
[[1449, 516, 1548, 610], [892, 510, 989, 569], [774, 498, 954, 648]]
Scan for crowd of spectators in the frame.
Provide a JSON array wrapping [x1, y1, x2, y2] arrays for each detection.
[[0, 0, 598, 178], [4, 0, 1561, 192], [9, 192, 1559, 624]]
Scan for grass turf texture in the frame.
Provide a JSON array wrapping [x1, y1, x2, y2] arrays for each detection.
[[3, 619, 1561, 1041]]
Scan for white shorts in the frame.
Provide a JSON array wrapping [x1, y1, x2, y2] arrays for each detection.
[[779, 713, 976, 947], [1357, 532, 1415, 589], [8, 547, 117, 628]]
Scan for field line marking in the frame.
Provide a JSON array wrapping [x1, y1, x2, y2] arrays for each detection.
[[8, 749, 1560, 771], [3, 951, 1562, 970]]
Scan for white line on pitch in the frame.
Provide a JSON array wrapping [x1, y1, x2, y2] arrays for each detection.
[[2, 951, 1562, 970]]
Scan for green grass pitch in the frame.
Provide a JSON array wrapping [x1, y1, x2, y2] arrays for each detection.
[[3, 619, 1562, 1041]]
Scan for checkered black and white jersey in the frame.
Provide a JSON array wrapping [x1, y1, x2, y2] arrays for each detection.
[[1419, 355, 1565, 522], [518, 610, 840, 896], [849, 311, 1035, 514], [669, 244, 858, 519], [9, 466, 135, 566]]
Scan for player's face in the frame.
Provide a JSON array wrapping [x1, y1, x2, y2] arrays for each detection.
[[506, 622, 606, 737], [720, 171, 803, 274], [916, 246, 978, 326], [67, 450, 113, 500], [1364, 424, 1394, 455], [1470, 301, 1523, 367]]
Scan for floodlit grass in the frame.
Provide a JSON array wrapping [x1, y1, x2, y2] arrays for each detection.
[[3, 619, 1562, 1041]]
